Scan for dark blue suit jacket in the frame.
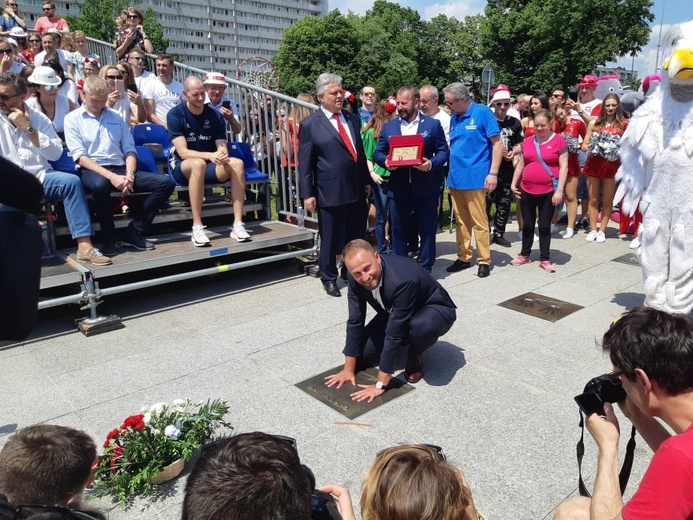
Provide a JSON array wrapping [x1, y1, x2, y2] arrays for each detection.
[[298, 108, 369, 208], [343, 254, 456, 373], [374, 113, 449, 199]]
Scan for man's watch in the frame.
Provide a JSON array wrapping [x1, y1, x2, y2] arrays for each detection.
[[25, 126, 36, 135], [375, 381, 386, 390], [126, 170, 136, 177]]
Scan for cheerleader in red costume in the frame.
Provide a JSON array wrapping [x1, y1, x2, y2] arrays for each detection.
[[582, 93, 628, 243], [554, 106, 586, 239]]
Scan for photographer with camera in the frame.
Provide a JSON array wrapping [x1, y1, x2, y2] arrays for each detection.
[[554, 307, 693, 520], [182, 432, 355, 520]]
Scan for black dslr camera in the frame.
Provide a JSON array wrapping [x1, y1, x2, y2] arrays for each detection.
[[574, 372, 627, 415], [302, 464, 341, 520]]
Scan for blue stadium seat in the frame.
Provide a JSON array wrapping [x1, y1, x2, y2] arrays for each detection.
[[132, 124, 171, 161], [48, 147, 77, 175], [227, 142, 269, 182], [135, 146, 160, 174]]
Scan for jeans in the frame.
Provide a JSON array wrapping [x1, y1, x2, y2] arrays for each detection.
[[371, 181, 390, 253], [79, 167, 175, 240], [43, 169, 93, 239]]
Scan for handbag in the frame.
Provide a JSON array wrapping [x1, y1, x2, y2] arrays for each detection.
[[534, 136, 564, 212]]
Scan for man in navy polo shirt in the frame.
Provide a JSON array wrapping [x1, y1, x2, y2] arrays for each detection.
[[442, 82, 502, 278]]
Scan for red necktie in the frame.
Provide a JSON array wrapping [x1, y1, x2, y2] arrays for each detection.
[[333, 113, 358, 162]]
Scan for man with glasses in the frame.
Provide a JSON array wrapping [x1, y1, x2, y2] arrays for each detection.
[[203, 71, 241, 136], [443, 82, 502, 278], [554, 307, 693, 520], [142, 53, 183, 130], [486, 86, 522, 248], [358, 84, 377, 124], [127, 48, 153, 91], [550, 90, 566, 108], [0, 72, 111, 265], [32, 1, 68, 35], [64, 76, 175, 254]]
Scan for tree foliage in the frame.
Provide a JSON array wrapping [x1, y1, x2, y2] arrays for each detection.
[[274, 0, 482, 97], [480, 0, 654, 93], [65, 0, 168, 57]]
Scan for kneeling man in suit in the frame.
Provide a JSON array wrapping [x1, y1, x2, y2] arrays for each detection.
[[325, 239, 457, 402]]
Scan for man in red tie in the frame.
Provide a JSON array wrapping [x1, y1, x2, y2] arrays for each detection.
[[299, 73, 370, 297]]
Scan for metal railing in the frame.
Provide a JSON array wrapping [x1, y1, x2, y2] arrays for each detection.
[[86, 37, 318, 223]]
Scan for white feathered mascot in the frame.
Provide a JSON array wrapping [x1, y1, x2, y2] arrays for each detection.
[[616, 20, 693, 314]]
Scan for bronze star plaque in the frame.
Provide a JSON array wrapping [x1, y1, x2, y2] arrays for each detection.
[[498, 292, 584, 322], [612, 253, 640, 267], [296, 366, 414, 419]]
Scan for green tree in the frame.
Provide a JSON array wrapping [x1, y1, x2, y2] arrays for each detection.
[[481, 0, 654, 93], [65, 0, 167, 56]]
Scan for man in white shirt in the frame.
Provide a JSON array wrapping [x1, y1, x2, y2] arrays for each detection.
[[0, 72, 109, 264], [33, 31, 72, 76], [142, 54, 183, 129]]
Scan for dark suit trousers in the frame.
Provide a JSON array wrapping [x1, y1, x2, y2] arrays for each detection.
[[390, 193, 438, 271], [356, 303, 456, 371], [318, 201, 365, 283]]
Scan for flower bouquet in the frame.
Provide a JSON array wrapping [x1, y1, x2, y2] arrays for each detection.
[[91, 399, 232, 503]]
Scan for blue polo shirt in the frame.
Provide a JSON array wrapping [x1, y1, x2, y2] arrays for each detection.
[[447, 101, 500, 190]]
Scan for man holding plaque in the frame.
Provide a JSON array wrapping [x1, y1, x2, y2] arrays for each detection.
[[443, 82, 502, 278], [374, 86, 449, 271], [299, 72, 370, 297]]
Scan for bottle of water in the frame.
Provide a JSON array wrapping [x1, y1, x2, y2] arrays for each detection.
[[297, 205, 306, 231]]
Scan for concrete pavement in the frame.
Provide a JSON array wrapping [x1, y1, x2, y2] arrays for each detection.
[[0, 222, 652, 519]]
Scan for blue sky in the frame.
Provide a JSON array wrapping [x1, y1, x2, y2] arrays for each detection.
[[328, 0, 691, 85]]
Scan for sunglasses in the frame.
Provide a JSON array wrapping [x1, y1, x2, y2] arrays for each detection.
[[40, 84, 59, 91], [377, 443, 447, 460], [106, 75, 123, 80], [127, 14, 139, 18], [42, 7, 53, 11], [129, 56, 143, 61], [494, 102, 510, 107], [0, 500, 103, 520], [8, 2, 18, 5], [362, 92, 376, 97], [0, 92, 20, 101], [0, 48, 12, 54], [29, 39, 41, 43]]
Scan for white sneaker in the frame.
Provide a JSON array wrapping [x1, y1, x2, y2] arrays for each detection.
[[586, 230, 598, 242], [550, 223, 558, 234], [596, 231, 606, 243], [191, 225, 210, 247], [561, 228, 575, 239], [230, 221, 251, 242], [629, 237, 641, 249]]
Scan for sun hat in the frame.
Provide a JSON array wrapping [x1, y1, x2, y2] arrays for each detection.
[[9, 27, 27, 39], [203, 72, 226, 86], [490, 87, 512, 103], [27, 66, 62, 86]]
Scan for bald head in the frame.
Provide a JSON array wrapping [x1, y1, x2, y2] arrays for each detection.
[[184, 75, 204, 90], [184, 75, 206, 111]]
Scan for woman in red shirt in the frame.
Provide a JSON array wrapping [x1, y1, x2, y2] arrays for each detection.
[[511, 109, 568, 272], [554, 105, 586, 239]]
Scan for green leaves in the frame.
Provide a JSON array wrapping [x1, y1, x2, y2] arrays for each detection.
[[480, 0, 654, 92], [91, 399, 232, 505], [274, 1, 483, 97]]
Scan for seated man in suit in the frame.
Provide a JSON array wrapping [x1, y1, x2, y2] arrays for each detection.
[[325, 239, 457, 402], [374, 86, 449, 271]]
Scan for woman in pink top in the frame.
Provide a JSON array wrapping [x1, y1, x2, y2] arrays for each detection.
[[511, 109, 568, 272]]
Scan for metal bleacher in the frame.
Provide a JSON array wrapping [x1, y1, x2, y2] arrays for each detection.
[[38, 37, 319, 333]]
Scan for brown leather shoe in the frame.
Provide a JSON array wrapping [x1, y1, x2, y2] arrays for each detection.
[[405, 354, 423, 383]]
